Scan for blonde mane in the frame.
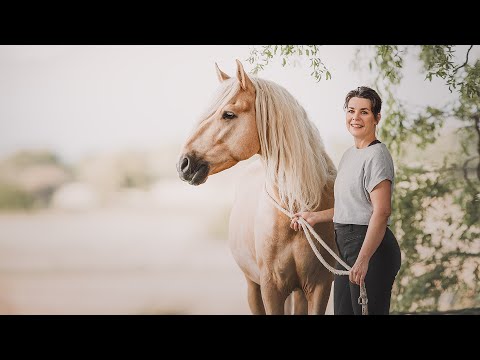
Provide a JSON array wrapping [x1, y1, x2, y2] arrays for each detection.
[[203, 77, 336, 213], [251, 77, 335, 213]]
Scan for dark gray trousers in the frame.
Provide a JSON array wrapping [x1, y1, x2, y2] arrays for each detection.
[[333, 223, 401, 315]]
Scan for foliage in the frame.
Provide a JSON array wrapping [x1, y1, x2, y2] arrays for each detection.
[[4, 149, 63, 168], [247, 45, 479, 312], [0, 150, 71, 209], [0, 181, 35, 210], [76, 151, 155, 194], [246, 45, 331, 82]]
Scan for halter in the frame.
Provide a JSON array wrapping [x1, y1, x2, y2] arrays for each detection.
[[265, 185, 368, 315]]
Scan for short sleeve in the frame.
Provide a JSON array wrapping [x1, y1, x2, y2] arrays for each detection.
[[364, 148, 394, 193]]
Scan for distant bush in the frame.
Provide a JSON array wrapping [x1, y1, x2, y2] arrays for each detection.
[[4, 149, 63, 168], [76, 151, 156, 195], [0, 182, 35, 210]]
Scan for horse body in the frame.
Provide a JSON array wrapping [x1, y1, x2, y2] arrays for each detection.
[[229, 159, 336, 314], [177, 60, 338, 314]]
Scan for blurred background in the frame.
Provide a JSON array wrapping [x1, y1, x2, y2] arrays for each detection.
[[0, 45, 478, 314]]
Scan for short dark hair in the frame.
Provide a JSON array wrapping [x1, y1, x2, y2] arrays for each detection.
[[343, 86, 382, 116]]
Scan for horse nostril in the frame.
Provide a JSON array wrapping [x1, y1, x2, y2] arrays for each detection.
[[180, 156, 189, 172]]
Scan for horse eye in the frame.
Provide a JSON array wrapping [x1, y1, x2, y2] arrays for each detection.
[[222, 111, 236, 120]]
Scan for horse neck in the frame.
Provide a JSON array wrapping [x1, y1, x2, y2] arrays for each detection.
[[260, 145, 333, 214]]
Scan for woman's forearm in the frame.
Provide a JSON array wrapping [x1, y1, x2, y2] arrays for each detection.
[[316, 208, 334, 223], [357, 211, 389, 261], [292, 208, 334, 230]]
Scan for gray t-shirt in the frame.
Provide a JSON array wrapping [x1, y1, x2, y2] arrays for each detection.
[[333, 143, 395, 225]]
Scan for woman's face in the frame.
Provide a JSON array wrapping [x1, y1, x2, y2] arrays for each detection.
[[345, 97, 379, 139]]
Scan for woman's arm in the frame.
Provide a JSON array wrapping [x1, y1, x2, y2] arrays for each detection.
[[349, 179, 392, 285], [289, 208, 334, 231]]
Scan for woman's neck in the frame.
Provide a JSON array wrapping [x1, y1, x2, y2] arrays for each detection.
[[354, 135, 377, 149]]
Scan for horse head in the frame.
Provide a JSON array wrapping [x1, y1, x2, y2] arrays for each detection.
[[177, 60, 260, 185]]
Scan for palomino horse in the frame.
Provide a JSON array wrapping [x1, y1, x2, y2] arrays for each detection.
[[177, 60, 338, 314]]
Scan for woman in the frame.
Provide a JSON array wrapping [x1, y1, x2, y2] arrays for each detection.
[[290, 86, 401, 315]]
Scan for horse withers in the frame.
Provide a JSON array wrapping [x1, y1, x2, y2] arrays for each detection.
[[177, 60, 338, 314]]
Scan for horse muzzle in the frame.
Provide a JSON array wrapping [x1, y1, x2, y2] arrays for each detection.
[[177, 153, 210, 186]]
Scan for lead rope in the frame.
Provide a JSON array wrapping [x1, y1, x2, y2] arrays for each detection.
[[265, 187, 368, 315]]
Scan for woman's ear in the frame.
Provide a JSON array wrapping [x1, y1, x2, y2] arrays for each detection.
[[375, 113, 381, 125]]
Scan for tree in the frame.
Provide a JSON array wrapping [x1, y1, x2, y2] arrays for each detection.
[[247, 45, 480, 312]]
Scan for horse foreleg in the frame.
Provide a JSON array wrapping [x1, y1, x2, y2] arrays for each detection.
[[284, 290, 307, 314], [260, 279, 287, 314], [284, 293, 293, 314], [245, 276, 266, 315], [293, 289, 308, 315], [308, 277, 333, 315]]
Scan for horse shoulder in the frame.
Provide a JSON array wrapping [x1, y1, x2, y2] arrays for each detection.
[[228, 158, 264, 283]]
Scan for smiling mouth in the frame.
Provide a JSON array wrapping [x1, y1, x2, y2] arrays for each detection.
[[350, 124, 364, 128]]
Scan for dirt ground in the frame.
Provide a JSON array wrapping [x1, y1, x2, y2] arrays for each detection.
[[0, 208, 334, 315]]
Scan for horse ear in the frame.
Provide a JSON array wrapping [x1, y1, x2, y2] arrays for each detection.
[[235, 59, 254, 92], [215, 62, 231, 82]]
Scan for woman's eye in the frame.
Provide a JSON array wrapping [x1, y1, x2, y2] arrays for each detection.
[[222, 111, 236, 120]]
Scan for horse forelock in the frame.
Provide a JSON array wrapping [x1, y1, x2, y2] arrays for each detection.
[[196, 79, 241, 126], [185, 79, 241, 146], [250, 77, 336, 214]]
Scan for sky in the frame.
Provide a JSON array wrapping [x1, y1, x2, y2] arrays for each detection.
[[0, 45, 477, 165]]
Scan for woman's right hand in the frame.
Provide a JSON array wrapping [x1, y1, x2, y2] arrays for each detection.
[[290, 212, 318, 232]]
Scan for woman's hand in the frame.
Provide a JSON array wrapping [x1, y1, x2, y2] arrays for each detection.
[[349, 257, 369, 285], [290, 211, 318, 231]]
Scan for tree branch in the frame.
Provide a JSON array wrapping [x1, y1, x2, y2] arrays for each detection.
[[458, 225, 478, 244], [402, 164, 478, 175], [442, 250, 480, 261], [474, 114, 480, 181], [463, 156, 477, 187], [454, 45, 474, 72]]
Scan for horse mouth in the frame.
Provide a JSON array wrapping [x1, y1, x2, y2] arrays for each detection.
[[189, 164, 209, 185], [182, 163, 209, 186]]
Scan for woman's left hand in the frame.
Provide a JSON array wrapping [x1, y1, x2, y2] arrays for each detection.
[[350, 257, 369, 285]]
